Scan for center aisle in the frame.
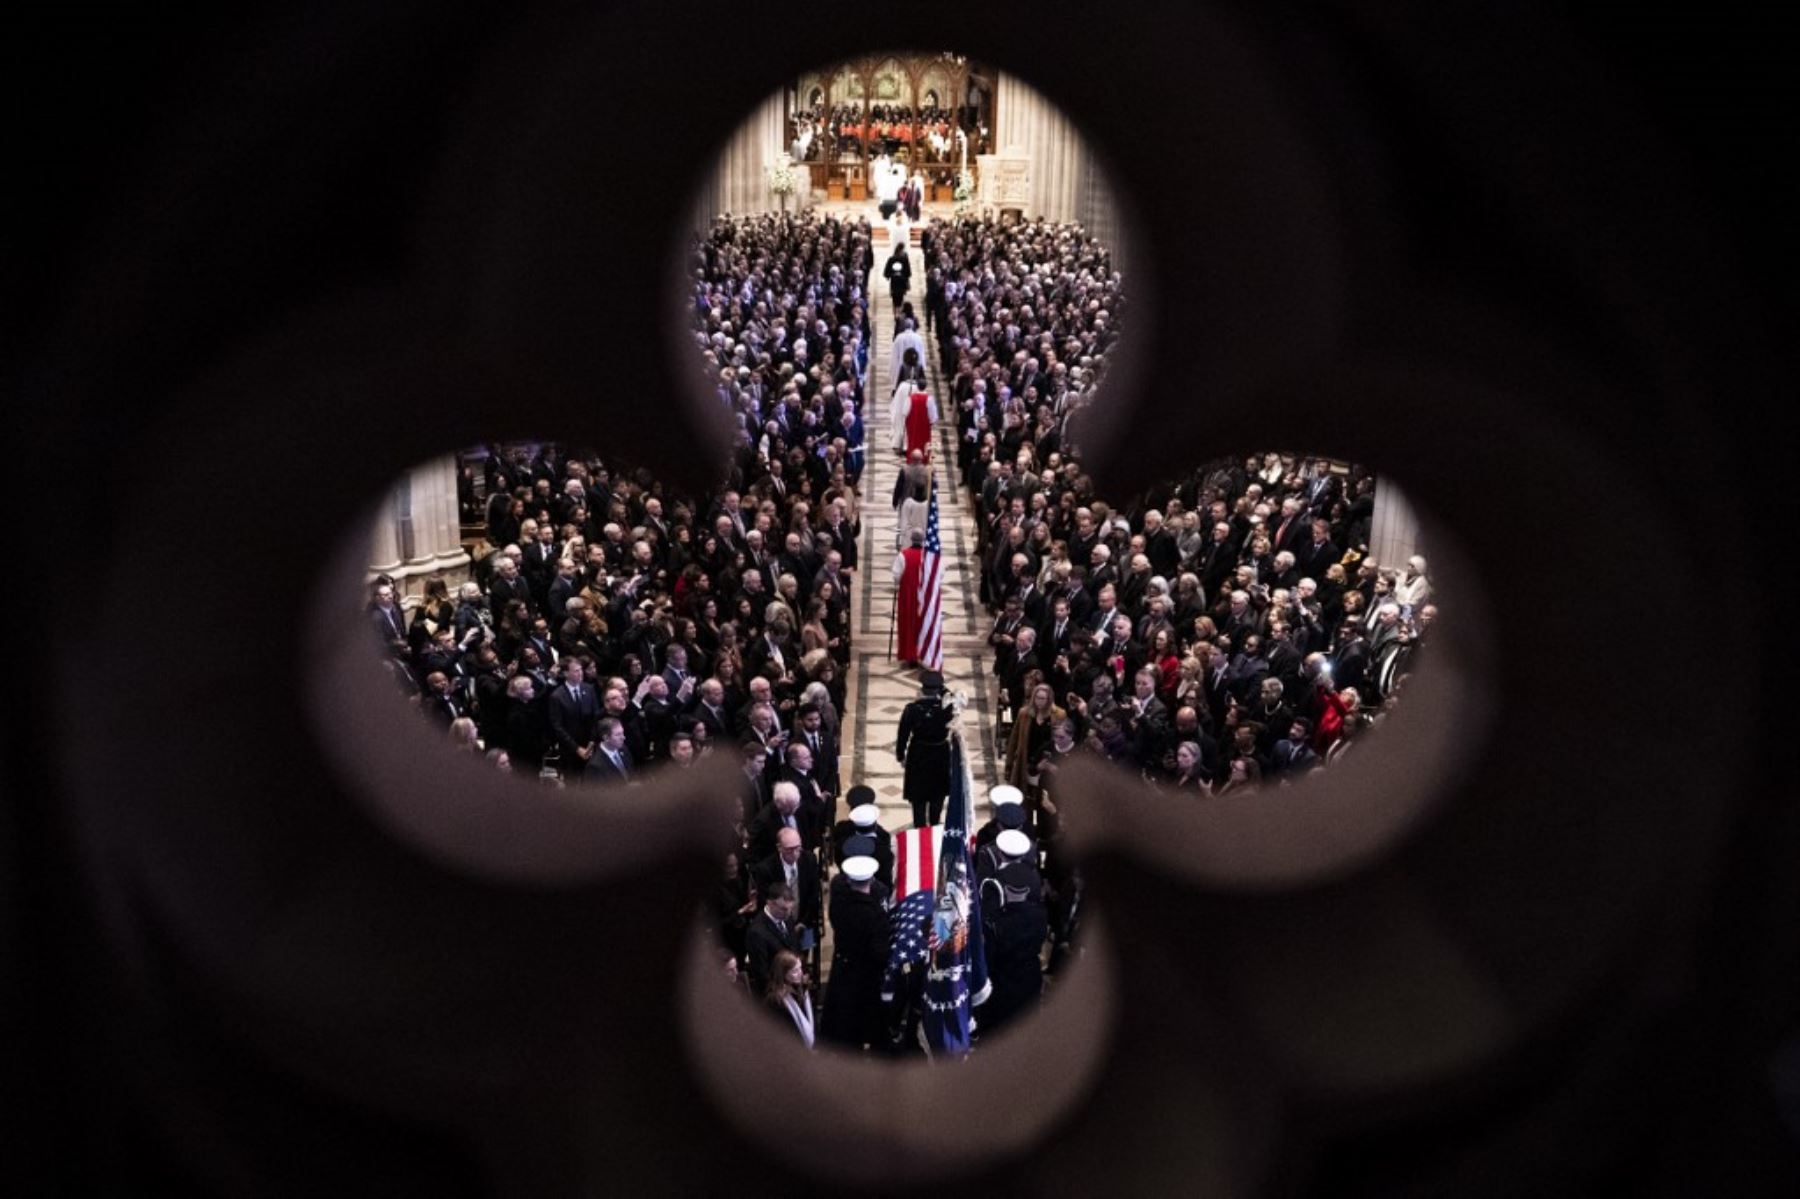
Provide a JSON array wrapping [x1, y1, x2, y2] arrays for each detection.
[[841, 219, 1001, 835]]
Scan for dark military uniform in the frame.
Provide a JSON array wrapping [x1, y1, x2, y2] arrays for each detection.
[[830, 819, 895, 887], [819, 885, 893, 1050], [895, 692, 954, 827], [979, 857, 1048, 1040]]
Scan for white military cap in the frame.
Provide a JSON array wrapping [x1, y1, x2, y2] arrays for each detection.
[[996, 830, 1032, 858], [989, 785, 1024, 808], [850, 804, 880, 827], [843, 856, 880, 882]]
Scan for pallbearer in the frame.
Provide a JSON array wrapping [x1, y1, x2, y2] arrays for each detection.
[[977, 829, 1047, 1041], [821, 853, 893, 1052]]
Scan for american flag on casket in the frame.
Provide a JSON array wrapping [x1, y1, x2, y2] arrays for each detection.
[[891, 825, 943, 902], [878, 735, 990, 1055], [880, 887, 936, 1004]]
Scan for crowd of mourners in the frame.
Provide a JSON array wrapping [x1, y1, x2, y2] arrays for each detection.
[[366, 207, 1435, 1055], [916, 216, 1436, 812]]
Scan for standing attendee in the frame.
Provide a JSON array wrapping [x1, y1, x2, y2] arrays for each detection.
[[753, 827, 822, 932], [745, 883, 803, 996], [764, 950, 815, 1049], [546, 660, 599, 781]]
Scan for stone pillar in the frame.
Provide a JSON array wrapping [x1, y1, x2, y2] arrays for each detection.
[[368, 456, 472, 596], [368, 490, 402, 576], [1368, 475, 1423, 574]]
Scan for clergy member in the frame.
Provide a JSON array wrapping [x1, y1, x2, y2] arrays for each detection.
[[891, 527, 927, 666]]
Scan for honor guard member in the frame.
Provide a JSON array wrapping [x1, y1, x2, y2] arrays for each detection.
[[977, 829, 1048, 1040], [832, 789, 895, 888], [976, 801, 1035, 883], [829, 832, 893, 910], [975, 783, 1033, 854], [894, 670, 955, 827], [820, 853, 894, 1051]]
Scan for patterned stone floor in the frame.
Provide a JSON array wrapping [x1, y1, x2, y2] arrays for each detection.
[[839, 222, 1001, 835]]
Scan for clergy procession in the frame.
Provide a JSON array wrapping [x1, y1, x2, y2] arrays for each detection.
[[367, 179, 1431, 1057]]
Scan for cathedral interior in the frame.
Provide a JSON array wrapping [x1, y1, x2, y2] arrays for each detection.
[[7, 2, 1794, 1195]]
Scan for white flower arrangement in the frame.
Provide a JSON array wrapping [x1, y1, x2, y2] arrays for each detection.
[[767, 153, 799, 197], [952, 168, 976, 216]]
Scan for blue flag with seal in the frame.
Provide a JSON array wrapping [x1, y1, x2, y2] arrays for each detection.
[[923, 729, 990, 1056]]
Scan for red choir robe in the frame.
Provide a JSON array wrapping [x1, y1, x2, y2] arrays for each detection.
[[905, 391, 933, 461], [895, 545, 925, 664]]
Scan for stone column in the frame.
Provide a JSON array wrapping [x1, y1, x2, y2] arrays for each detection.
[[368, 489, 402, 576], [1368, 475, 1423, 574], [368, 456, 472, 595]]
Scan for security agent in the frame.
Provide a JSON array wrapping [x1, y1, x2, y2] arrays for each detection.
[[894, 670, 956, 827]]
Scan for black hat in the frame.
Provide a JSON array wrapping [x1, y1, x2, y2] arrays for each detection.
[[841, 833, 878, 860], [996, 804, 1027, 831], [846, 784, 876, 807], [920, 671, 945, 692]]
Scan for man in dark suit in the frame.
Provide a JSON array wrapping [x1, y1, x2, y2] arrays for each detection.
[[522, 526, 560, 600], [1269, 718, 1321, 777], [1197, 521, 1239, 600], [1302, 462, 1339, 513], [545, 558, 580, 627], [588, 717, 634, 785], [1296, 518, 1341, 582], [752, 827, 822, 932], [735, 740, 772, 824], [370, 582, 408, 655], [989, 593, 1027, 679], [744, 882, 803, 997], [1270, 497, 1309, 557], [782, 745, 835, 845], [691, 678, 733, 743], [1085, 582, 1121, 639], [546, 660, 600, 780], [1332, 627, 1373, 700], [422, 670, 466, 727], [746, 781, 818, 864], [1040, 595, 1075, 660], [660, 642, 696, 697], [791, 703, 839, 797], [487, 555, 533, 618]]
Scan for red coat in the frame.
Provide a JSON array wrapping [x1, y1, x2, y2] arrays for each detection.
[[895, 546, 925, 663], [1315, 688, 1350, 753], [905, 392, 932, 459]]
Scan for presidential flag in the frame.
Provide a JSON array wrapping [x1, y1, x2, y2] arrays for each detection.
[[917, 481, 944, 672], [922, 732, 989, 1056]]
